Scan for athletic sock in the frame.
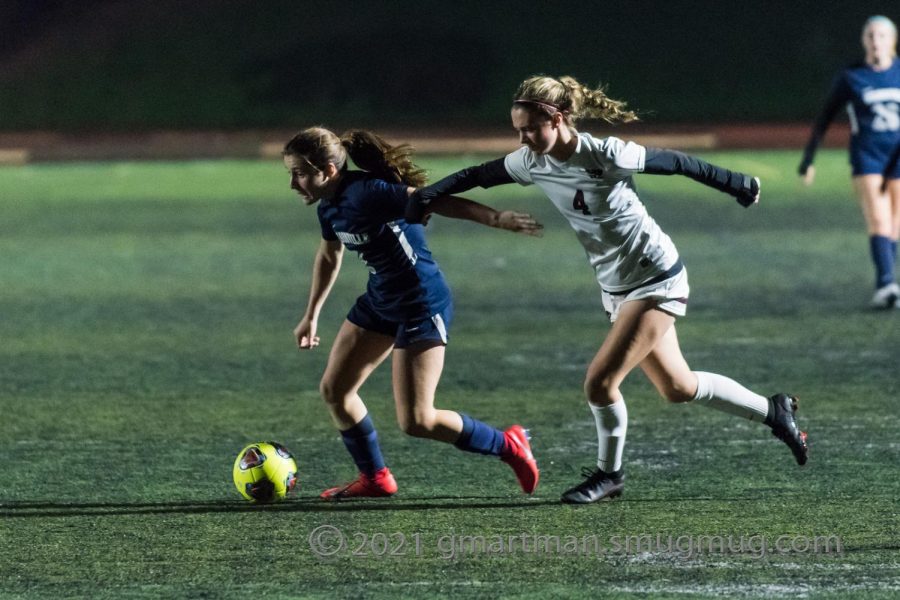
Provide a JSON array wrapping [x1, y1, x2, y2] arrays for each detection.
[[869, 235, 895, 288], [454, 413, 506, 456], [692, 371, 769, 422], [590, 401, 627, 473], [340, 413, 387, 477]]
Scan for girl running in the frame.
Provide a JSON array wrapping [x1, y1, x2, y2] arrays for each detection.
[[406, 75, 809, 504], [286, 127, 542, 500]]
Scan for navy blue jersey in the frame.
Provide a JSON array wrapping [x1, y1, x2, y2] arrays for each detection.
[[800, 59, 900, 175], [317, 171, 451, 322]]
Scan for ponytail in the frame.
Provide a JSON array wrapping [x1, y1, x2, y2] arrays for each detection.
[[340, 130, 427, 187], [513, 75, 638, 126], [283, 127, 426, 187]]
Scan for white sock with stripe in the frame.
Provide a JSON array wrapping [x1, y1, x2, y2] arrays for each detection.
[[692, 371, 769, 422], [590, 401, 627, 473]]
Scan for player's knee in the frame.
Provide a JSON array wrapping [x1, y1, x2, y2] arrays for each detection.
[[584, 373, 618, 405], [318, 376, 346, 407]]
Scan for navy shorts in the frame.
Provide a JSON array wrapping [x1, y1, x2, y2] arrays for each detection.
[[850, 135, 900, 178], [346, 295, 452, 349]]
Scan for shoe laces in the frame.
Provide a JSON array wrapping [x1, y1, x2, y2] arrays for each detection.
[[579, 466, 609, 481]]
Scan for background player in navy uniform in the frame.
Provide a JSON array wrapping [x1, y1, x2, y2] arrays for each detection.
[[406, 75, 808, 505], [285, 127, 543, 500], [799, 15, 900, 309]]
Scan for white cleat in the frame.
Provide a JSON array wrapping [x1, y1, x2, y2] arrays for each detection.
[[870, 282, 900, 309]]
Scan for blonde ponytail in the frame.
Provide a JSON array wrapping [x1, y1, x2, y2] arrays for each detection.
[[514, 75, 638, 125]]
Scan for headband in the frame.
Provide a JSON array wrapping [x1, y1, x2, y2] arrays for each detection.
[[514, 98, 569, 115]]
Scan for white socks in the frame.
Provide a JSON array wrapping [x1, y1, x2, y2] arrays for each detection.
[[692, 371, 769, 422], [590, 401, 628, 473], [587, 372, 768, 474]]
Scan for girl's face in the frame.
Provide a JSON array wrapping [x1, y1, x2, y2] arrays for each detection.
[[862, 21, 897, 64], [511, 105, 561, 155], [283, 154, 334, 205]]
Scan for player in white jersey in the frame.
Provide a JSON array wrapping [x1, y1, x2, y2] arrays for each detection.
[[406, 75, 809, 504]]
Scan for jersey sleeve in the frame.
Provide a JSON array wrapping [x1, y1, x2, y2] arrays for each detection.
[[643, 148, 759, 206], [503, 147, 535, 185], [404, 156, 517, 223], [591, 135, 646, 173], [799, 71, 852, 174], [317, 209, 338, 241], [367, 178, 410, 221]]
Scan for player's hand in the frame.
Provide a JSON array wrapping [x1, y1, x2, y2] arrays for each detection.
[[735, 176, 760, 208], [294, 316, 320, 350], [496, 211, 544, 236], [801, 165, 815, 186]]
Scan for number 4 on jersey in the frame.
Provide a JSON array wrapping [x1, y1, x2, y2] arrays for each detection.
[[572, 190, 591, 215]]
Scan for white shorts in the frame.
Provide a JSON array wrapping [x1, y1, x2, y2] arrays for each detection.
[[600, 267, 690, 323]]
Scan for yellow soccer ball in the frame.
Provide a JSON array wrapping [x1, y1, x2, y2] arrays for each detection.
[[232, 442, 299, 503]]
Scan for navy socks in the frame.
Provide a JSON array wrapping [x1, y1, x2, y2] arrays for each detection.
[[869, 235, 896, 288], [340, 414, 386, 477], [341, 412, 508, 473], [454, 414, 507, 456]]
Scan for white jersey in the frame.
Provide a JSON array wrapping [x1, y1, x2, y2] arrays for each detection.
[[503, 132, 680, 292]]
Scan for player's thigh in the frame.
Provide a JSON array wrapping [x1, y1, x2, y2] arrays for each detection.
[[639, 324, 696, 403], [853, 175, 893, 235], [391, 341, 445, 421], [320, 320, 394, 398], [586, 300, 676, 393]]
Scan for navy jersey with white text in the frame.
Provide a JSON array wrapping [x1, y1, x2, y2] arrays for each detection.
[[800, 59, 900, 176], [317, 171, 451, 321]]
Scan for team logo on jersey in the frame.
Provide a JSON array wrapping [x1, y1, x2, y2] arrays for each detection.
[[586, 168, 605, 179], [335, 231, 370, 245]]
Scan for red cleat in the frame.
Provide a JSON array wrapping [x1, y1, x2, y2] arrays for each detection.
[[319, 467, 398, 501], [501, 425, 539, 494]]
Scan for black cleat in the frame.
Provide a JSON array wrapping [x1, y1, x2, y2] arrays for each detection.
[[561, 467, 624, 504], [764, 393, 808, 466]]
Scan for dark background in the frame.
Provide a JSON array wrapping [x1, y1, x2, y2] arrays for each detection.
[[0, 0, 895, 131]]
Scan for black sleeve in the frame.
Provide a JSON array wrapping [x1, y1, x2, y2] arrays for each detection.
[[405, 157, 514, 223], [643, 148, 759, 207], [798, 73, 851, 175]]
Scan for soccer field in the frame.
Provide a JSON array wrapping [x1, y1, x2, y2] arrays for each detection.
[[1, 150, 897, 598]]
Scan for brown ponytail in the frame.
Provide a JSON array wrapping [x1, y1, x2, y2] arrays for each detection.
[[283, 127, 427, 187], [340, 130, 427, 187]]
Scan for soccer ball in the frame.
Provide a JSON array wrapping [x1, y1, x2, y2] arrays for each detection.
[[232, 441, 299, 503]]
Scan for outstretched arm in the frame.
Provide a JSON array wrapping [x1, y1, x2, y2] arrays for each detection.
[[294, 239, 344, 350], [643, 148, 760, 207], [405, 157, 514, 223], [427, 194, 542, 236], [798, 75, 851, 185]]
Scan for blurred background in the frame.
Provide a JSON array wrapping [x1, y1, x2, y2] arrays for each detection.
[[0, 0, 894, 134]]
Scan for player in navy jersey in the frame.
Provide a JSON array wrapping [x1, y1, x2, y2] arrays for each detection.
[[406, 75, 809, 504], [284, 127, 543, 500], [799, 16, 900, 308]]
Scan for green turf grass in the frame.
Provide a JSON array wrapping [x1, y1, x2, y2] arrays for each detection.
[[0, 151, 898, 598]]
